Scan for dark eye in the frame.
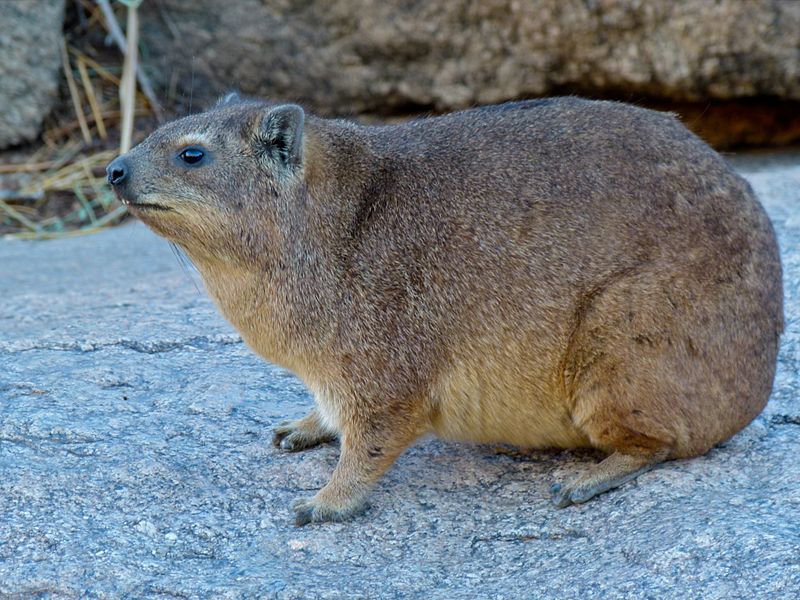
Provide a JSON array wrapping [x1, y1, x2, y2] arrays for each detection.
[[178, 146, 206, 166]]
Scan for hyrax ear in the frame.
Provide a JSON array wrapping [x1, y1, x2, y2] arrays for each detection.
[[255, 104, 305, 171]]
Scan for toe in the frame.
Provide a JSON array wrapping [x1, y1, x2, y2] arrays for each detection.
[[293, 501, 315, 527], [567, 486, 598, 505], [550, 481, 574, 508], [272, 423, 292, 446], [272, 420, 301, 448], [280, 434, 300, 451], [290, 495, 369, 526], [552, 490, 574, 508]]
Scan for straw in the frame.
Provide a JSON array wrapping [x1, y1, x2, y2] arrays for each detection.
[[0, 198, 41, 232], [96, 0, 163, 121], [0, 0, 162, 239], [77, 56, 107, 140], [118, 2, 139, 154], [0, 161, 61, 174], [60, 39, 92, 145], [6, 205, 128, 240]]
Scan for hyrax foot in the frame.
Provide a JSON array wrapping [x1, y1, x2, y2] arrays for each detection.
[[551, 451, 666, 508], [292, 494, 369, 527], [272, 410, 336, 452], [272, 421, 327, 451]]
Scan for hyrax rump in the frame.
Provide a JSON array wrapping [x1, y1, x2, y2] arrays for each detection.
[[108, 95, 783, 525]]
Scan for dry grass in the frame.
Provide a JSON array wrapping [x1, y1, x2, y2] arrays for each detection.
[[0, 0, 159, 240]]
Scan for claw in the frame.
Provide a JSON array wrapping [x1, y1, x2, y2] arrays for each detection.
[[290, 495, 369, 526], [293, 500, 315, 527], [550, 481, 573, 507], [271, 416, 335, 453], [272, 420, 294, 447]]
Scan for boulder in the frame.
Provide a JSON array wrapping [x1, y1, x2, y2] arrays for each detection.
[[139, 0, 800, 115], [0, 0, 65, 149]]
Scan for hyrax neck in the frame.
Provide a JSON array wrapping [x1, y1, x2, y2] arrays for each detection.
[[192, 244, 336, 380], [188, 124, 381, 383]]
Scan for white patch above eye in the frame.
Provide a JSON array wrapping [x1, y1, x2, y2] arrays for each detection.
[[175, 133, 212, 148]]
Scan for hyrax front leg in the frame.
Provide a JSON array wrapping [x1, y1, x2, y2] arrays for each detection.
[[272, 408, 337, 452], [292, 412, 422, 526]]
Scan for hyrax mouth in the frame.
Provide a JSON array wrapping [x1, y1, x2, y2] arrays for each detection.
[[125, 200, 173, 212], [112, 189, 172, 213]]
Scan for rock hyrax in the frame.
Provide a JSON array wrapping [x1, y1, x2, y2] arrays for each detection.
[[107, 95, 783, 525]]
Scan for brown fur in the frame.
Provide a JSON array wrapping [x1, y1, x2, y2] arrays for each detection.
[[108, 95, 783, 524]]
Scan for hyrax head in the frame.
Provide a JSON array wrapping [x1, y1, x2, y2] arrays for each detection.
[[106, 94, 306, 262]]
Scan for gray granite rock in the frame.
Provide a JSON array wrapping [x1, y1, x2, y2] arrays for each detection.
[[140, 0, 800, 114], [0, 0, 65, 149], [0, 151, 798, 597]]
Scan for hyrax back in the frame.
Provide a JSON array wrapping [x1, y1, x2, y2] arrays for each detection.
[[109, 96, 783, 523]]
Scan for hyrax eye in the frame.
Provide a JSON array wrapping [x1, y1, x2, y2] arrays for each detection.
[[178, 146, 206, 166]]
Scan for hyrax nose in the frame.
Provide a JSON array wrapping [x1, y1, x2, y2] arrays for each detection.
[[106, 157, 130, 186]]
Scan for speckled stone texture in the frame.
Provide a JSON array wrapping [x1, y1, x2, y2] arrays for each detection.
[[0, 0, 65, 149], [140, 0, 800, 114], [0, 151, 798, 597]]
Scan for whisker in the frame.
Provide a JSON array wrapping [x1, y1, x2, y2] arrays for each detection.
[[189, 56, 196, 113], [169, 241, 202, 296]]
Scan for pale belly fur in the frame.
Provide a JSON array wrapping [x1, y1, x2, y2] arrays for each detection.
[[429, 354, 591, 449], [303, 337, 591, 448]]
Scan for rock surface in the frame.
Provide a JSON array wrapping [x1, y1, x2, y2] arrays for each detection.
[[140, 0, 800, 115], [0, 152, 798, 597], [0, 0, 65, 150]]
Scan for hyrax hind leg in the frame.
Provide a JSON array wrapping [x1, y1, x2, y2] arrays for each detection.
[[272, 408, 337, 452], [551, 449, 668, 508], [553, 356, 676, 507], [551, 271, 697, 507]]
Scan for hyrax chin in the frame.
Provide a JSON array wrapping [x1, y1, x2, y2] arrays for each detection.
[[108, 94, 783, 525]]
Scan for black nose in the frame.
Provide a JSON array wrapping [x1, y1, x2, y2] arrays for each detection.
[[106, 157, 129, 186]]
